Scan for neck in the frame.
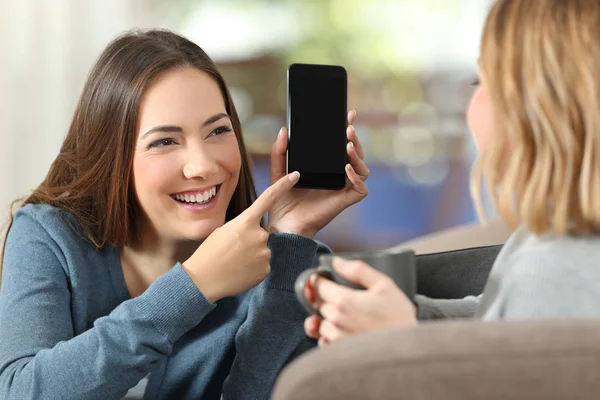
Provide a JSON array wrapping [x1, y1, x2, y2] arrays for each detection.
[[120, 220, 201, 297], [125, 233, 199, 269]]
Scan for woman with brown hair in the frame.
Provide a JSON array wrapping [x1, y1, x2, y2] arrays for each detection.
[[304, 0, 600, 345], [0, 30, 369, 399]]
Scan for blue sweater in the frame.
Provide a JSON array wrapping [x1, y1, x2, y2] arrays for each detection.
[[0, 204, 326, 399]]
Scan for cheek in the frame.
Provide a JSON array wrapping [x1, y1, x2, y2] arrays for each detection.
[[132, 154, 176, 199], [466, 88, 495, 152], [220, 138, 242, 184]]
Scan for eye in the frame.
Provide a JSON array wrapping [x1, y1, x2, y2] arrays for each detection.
[[149, 138, 177, 149], [207, 126, 233, 138]]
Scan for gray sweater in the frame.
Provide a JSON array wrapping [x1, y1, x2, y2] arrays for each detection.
[[0, 204, 327, 400], [417, 227, 600, 320], [4, 204, 598, 399]]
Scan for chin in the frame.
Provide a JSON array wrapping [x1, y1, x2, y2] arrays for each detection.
[[182, 220, 225, 241]]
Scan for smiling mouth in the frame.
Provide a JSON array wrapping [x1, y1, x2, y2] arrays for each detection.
[[171, 185, 221, 205]]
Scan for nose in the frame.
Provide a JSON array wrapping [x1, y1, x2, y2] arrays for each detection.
[[182, 145, 219, 180]]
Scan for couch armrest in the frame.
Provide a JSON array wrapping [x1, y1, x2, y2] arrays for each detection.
[[272, 320, 600, 400]]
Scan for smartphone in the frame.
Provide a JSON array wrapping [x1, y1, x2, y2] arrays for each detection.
[[286, 63, 348, 190]]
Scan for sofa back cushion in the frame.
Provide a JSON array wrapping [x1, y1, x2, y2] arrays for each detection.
[[417, 245, 501, 298]]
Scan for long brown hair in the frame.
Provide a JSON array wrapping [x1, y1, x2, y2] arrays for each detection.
[[471, 0, 600, 236], [1, 29, 259, 269]]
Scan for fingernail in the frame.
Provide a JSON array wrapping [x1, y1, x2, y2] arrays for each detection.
[[306, 289, 315, 303], [346, 164, 355, 174], [349, 142, 355, 150], [277, 127, 284, 139], [288, 171, 300, 181]]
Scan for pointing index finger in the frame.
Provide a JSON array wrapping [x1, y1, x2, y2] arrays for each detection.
[[242, 171, 300, 220]]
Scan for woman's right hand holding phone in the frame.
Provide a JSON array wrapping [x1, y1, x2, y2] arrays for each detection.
[[267, 110, 370, 239], [182, 172, 300, 303]]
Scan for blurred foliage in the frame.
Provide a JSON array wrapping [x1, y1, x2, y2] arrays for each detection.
[[155, 0, 463, 77], [148, 0, 477, 168]]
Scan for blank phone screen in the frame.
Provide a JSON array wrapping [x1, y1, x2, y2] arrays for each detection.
[[288, 67, 347, 175]]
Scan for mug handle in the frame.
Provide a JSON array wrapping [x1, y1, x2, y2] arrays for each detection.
[[294, 267, 336, 315]]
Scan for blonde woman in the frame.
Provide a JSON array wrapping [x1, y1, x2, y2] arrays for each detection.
[[305, 0, 600, 346]]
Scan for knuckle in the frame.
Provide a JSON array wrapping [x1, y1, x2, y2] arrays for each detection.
[[383, 274, 395, 285], [237, 214, 252, 227], [382, 276, 396, 290], [263, 190, 276, 204], [318, 325, 326, 338], [320, 320, 340, 340], [263, 248, 272, 262], [375, 278, 394, 294], [304, 326, 315, 338], [259, 230, 269, 243], [233, 229, 245, 241], [325, 305, 343, 324], [345, 261, 363, 276], [332, 295, 349, 311], [319, 320, 330, 337], [263, 262, 271, 276]]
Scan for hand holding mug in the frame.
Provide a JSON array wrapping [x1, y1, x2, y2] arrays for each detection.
[[296, 249, 418, 346]]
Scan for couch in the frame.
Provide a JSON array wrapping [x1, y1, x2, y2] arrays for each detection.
[[271, 221, 600, 400]]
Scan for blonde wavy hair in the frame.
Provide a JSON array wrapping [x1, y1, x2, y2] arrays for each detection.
[[471, 0, 600, 236]]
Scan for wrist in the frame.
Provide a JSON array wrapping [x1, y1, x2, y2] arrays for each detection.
[[268, 223, 316, 239], [181, 261, 221, 304]]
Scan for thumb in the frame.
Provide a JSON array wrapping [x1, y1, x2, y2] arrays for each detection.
[[270, 127, 288, 185], [241, 171, 300, 221], [332, 258, 389, 289]]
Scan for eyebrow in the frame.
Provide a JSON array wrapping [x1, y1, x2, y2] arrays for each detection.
[[140, 113, 231, 140]]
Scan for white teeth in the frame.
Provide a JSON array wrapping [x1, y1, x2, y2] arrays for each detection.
[[174, 186, 217, 204]]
